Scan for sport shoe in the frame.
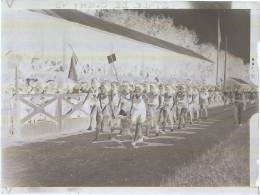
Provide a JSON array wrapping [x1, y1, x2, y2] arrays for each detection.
[[160, 130, 166, 135], [87, 126, 92, 131], [92, 139, 100, 143], [131, 141, 136, 147]]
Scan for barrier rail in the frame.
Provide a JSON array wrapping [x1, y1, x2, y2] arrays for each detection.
[[2, 92, 257, 138], [3, 93, 90, 137]]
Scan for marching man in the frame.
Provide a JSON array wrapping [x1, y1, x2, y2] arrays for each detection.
[[130, 84, 146, 147], [93, 81, 113, 143], [110, 82, 121, 131], [118, 82, 133, 140], [199, 86, 209, 119], [192, 85, 200, 122], [232, 85, 246, 126], [145, 83, 162, 137], [186, 85, 194, 125], [86, 78, 100, 131], [176, 84, 188, 129], [161, 84, 175, 133]]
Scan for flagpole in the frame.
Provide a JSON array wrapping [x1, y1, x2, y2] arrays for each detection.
[[68, 52, 79, 82], [216, 10, 220, 85], [142, 51, 144, 77], [216, 44, 219, 85], [15, 65, 18, 104], [223, 36, 227, 90], [112, 62, 119, 81], [68, 44, 78, 61], [15, 63, 20, 136]]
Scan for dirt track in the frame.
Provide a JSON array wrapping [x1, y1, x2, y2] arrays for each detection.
[[1, 104, 258, 187]]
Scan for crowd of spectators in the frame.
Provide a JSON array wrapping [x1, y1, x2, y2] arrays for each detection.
[[31, 57, 66, 72]]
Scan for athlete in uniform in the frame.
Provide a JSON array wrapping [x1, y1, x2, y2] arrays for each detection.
[[192, 85, 200, 122], [233, 86, 246, 125], [161, 84, 175, 132], [131, 84, 146, 147], [142, 82, 151, 137], [186, 85, 194, 125], [176, 84, 188, 129], [199, 86, 209, 119], [118, 82, 133, 140], [146, 83, 162, 136], [86, 78, 100, 131], [110, 82, 121, 132], [93, 81, 113, 142]]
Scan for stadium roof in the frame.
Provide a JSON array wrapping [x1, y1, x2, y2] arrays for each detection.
[[220, 77, 250, 88], [229, 77, 249, 84], [30, 9, 213, 63]]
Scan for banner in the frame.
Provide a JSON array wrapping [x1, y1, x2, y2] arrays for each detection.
[[107, 53, 116, 64], [68, 52, 78, 82]]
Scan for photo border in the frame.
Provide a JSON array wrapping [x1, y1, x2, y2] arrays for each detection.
[[1, 0, 259, 194]]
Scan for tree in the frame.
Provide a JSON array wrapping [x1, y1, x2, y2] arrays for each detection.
[[95, 10, 250, 83]]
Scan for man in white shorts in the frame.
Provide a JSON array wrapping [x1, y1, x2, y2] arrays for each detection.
[[130, 84, 146, 147], [199, 86, 209, 119], [176, 84, 188, 129]]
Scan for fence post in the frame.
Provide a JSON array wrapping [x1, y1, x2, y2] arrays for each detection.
[[57, 95, 62, 131], [15, 96, 21, 138], [15, 65, 21, 138]]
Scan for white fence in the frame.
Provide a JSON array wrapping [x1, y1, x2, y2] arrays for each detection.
[[2, 93, 91, 138]]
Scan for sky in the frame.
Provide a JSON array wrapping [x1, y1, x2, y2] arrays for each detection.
[[137, 9, 250, 64]]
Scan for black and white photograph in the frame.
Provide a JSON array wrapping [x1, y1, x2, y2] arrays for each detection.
[[1, 1, 259, 193]]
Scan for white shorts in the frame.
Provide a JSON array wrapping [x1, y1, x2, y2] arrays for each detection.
[[200, 103, 208, 110], [193, 103, 200, 111], [187, 104, 193, 112], [131, 108, 146, 124]]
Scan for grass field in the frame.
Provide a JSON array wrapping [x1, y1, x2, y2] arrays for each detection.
[[161, 124, 250, 187]]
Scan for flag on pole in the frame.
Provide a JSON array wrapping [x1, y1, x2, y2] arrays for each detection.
[[68, 52, 79, 82], [107, 53, 118, 81], [218, 11, 221, 50], [107, 53, 116, 64]]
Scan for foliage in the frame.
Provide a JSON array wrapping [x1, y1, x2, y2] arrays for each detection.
[[95, 9, 250, 83]]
